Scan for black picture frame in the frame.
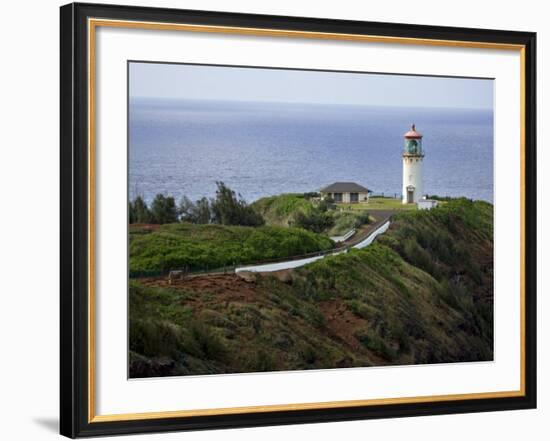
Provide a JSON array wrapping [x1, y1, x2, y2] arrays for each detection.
[[60, 2, 537, 438]]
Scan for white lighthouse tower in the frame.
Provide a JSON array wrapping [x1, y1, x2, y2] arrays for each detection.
[[402, 124, 424, 204]]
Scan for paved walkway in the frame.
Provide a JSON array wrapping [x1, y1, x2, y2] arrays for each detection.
[[235, 211, 394, 273], [340, 210, 395, 248]]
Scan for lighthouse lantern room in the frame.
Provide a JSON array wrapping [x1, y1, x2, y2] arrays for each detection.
[[402, 124, 425, 204]]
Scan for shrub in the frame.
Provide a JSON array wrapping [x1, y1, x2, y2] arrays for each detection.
[[303, 192, 320, 200], [247, 349, 277, 372], [129, 319, 182, 357], [187, 320, 228, 361], [353, 211, 371, 227], [402, 237, 439, 279], [355, 329, 397, 361], [294, 208, 334, 233], [346, 299, 372, 320]]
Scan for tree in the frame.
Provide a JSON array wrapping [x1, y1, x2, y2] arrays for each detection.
[[178, 196, 196, 222], [194, 197, 212, 224], [210, 181, 264, 226], [150, 194, 178, 224], [129, 196, 151, 224], [179, 196, 212, 224]]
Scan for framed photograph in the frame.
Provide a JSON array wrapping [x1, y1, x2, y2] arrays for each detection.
[[60, 2, 537, 438]]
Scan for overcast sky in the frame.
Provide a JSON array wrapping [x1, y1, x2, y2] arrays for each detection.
[[129, 62, 494, 109]]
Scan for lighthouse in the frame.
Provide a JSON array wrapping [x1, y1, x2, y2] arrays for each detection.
[[402, 124, 424, 204]]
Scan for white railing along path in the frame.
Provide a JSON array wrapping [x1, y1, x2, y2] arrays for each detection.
[[235, 220, 390, 273]]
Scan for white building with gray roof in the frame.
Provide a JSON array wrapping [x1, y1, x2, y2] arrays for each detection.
[[319, 182, 370, 204]]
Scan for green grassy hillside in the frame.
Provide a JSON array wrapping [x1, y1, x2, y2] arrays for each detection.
[[129, 199, 493, 377], [251, 193, 315, 226], [252, 193, 372, 235], [129, 223, 334, 274]]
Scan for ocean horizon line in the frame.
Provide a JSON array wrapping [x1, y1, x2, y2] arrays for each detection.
[[129, 96, 494, 112]]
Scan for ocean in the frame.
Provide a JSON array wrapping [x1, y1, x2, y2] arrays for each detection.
[[129, 98, 494, 204]]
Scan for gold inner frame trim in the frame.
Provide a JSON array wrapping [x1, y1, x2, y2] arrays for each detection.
[[91, 390, 524, 423], [87, 17, 527, 423]]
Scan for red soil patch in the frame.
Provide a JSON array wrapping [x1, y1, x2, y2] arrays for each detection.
[[320, 299, 389, 365], [139, 273, 260, 304], [319, 299, 366, 353]]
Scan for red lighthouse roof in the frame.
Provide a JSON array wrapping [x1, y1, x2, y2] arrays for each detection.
[[404, 124, 423, 139]]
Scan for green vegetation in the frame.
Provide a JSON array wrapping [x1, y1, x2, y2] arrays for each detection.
[[129, 223, 334, 274], [150, 194, 178, 224], [129, 198, 494, 377], [130, 182, 264, 227], [327, 210, 371, 236], [253, 193, 372, 235], [208, 181, 264, 226], [179, 196, 211, 224], [342, 197, 416, 211], [293, 206, 334, 233], [129, 196, 152, 224], [252, 193, 336, 233], [425, 195, 454, 202], [129, 194, 178, 224], [251, 193, 316, 226]]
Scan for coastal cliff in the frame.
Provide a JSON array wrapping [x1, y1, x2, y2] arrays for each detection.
[[129, 198, 493, 377]]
